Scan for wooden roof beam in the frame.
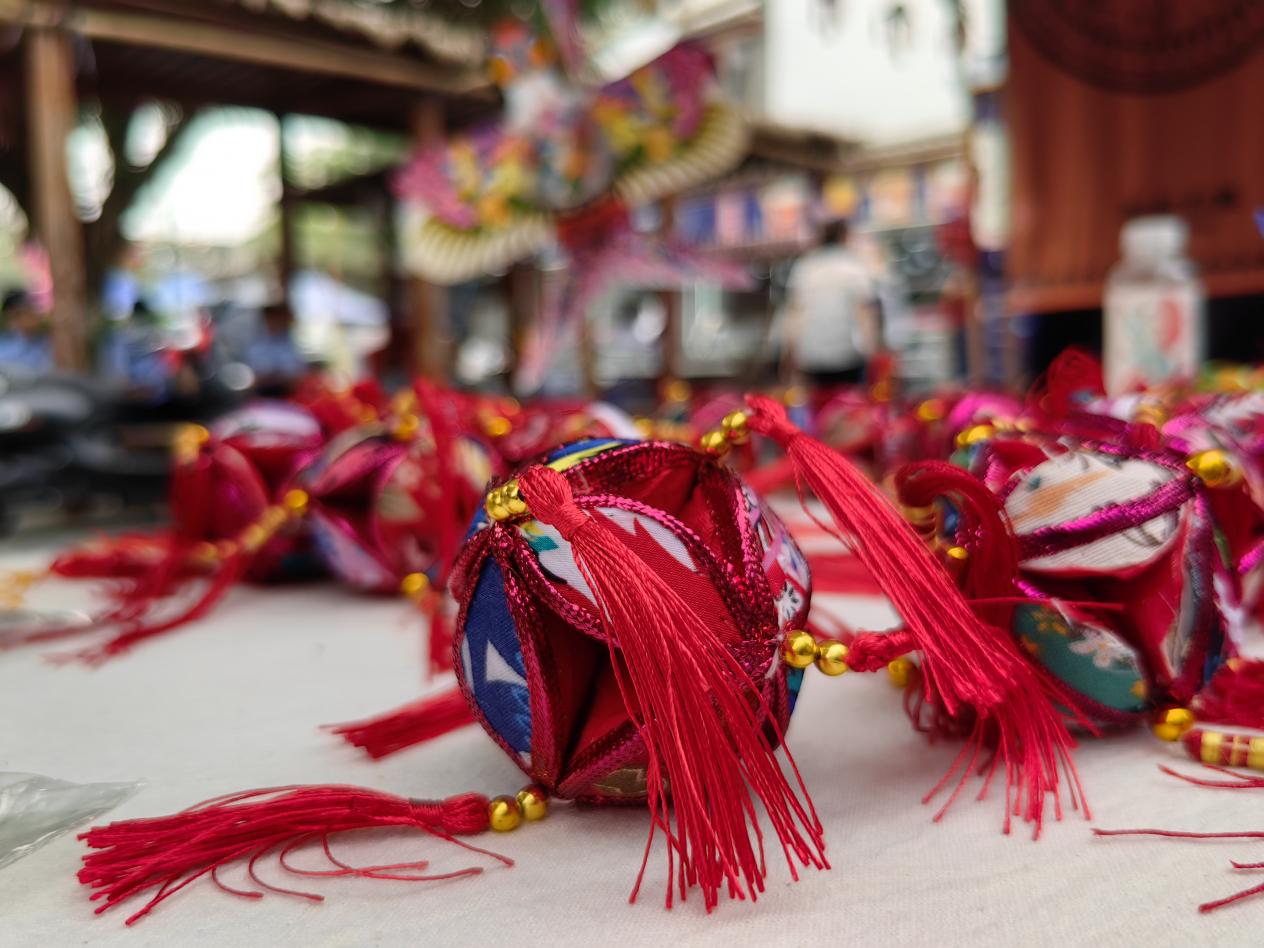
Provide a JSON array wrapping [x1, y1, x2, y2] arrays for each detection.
[[1, 0, 494, 98]]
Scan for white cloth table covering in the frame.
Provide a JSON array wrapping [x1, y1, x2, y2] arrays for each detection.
[[2, 524, 1262, 947]]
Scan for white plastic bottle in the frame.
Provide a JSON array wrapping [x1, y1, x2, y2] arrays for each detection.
[[1103, 215, 1205, 395]]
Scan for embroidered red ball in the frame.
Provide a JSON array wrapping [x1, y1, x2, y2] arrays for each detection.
[[449, 437, 811, 802], [298, 422, 495, 593]]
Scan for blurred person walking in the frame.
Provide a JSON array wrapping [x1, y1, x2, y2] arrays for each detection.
[[0, 291, 53, 375], [778, 219, 879, 405]]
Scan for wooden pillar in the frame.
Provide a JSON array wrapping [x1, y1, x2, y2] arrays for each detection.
[[658, 197, 683, 384], [276, 113, 297, 308], [407, 97, 448, 381], [576, 292, 597, 398], [25, 28, 87, 372], [374, 184, 402, 378], [503, 263, 533, 392]]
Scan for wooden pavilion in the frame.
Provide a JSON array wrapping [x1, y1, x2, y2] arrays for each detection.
[[0, 0, 497, 373]]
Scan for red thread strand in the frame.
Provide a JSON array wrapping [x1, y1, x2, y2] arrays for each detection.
[[1093, 822, 1264, 913], [1200, 881, 1264, 913], [1160, 763, 1264, 790]]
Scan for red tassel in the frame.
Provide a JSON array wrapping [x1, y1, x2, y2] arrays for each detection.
[[1195, 659, 1264, 730], [744, 394, 1085, 835], [412, 379, 470, 585], [517, 465, 826, 910], [328, 686, 474, 760], [5, 431, 283, 659], [69, 550, 251, 665], [423, 589, 456, 677], [79, 786, 507, 925]]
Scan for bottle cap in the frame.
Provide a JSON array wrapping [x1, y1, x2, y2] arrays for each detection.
[[1121, 215, 1187, 260]]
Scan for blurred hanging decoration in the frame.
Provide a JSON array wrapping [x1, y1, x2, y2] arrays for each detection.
[[394, 10, 751, 332]]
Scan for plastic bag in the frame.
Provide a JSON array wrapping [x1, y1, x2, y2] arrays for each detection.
[[0, 772, 141, 870]]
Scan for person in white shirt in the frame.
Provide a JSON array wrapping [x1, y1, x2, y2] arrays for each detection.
[[779, 219, 879, 389]]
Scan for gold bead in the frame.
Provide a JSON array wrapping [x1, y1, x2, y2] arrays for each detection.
[[515, 786, 548, 821], [502, 480, 528, 516], [945, 545, 969, 561], [485, 487, 512, 522], [783, 386, 807, 407], [283, 489, 309, 517], [488, 795, 522, 832], [216, 539, 239, 560], [240, 523, 269, 553], [1152, 707, 1195, 742], [173, 423, 211, 463], [393, 414, 421, 442], [259, 506, 287, 530], [887, 656, 914, 688], [721, 410, 750, 445], [1187, 449, 1241, 489], [191, 541, 219, 563], [179, 423, 210, 447], [391, 390, 418, 414], [358, 403, 380, 424], [782, 629, 818, 669], [955, 424, 995, 448], [916, 399, 945, 423], [484, 416, 512, 438], [815, 639, 849, 676], [700, 429, 730, 457], [400, 572, 430, 600], [663, 379, 691, 403], [901, 503, 937, 530]]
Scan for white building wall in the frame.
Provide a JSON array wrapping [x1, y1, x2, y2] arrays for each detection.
[[761, 0, 970, 146]]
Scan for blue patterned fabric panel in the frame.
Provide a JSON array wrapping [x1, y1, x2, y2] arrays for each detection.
[[785, 666, 805, 715], [462, 557, 532, 759]]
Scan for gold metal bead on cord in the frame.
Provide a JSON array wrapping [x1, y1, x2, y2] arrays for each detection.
[[489, 785, 549, 831], [700, 409, 751, 458], [781, 629, 849, 676], [485, 479, 528, 522]]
